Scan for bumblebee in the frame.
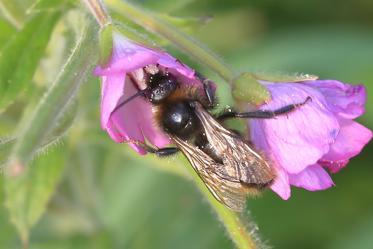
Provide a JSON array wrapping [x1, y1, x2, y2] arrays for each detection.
[[111, 65, 310, 211]]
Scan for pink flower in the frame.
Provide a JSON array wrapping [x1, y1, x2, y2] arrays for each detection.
[[249, 80, 372, 199], [94, 33, 204, 154]]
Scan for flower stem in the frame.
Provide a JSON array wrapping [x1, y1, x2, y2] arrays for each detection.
[[182, 159, 260, 249], [104, 0, 235, 83], [82, 0, 111, 27]]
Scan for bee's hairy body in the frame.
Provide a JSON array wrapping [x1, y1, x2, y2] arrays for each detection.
[[137, 68, 275, 211]]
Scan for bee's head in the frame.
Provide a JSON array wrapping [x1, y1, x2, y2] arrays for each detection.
[[147, 71, 178, 104]]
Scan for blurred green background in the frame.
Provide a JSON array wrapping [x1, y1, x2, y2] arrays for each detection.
[[0, 0, 372, 248]]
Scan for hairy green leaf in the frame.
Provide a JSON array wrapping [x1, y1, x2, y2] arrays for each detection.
[[0, 17, 15, 48], [27, 0, 74, 13], [4, 146, 66, 245], [0, 0, 30, 28], [6, 19, 97, 176], [0, 10, 61, 111], [0, 101, 77, 166], [0, 137, 15, 165]]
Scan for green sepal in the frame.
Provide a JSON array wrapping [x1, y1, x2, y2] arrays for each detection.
[[98, 23, 114, 66], [252, 71, 319, 83], [114, 23, 159, 49], [231, 73, 271, 106]]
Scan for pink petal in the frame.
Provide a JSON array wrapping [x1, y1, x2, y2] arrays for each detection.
[[100, 74, 126, 129], [270, 166, 291, 200], [100, 74, 151, 154], [320, 119, 372, 173], [251, 82, 340, 174], [157, 54, 196, 79], [106, 119, 125, 143], [248, 120, 291, 199], [95, 34, 199, 81], [128, 142, 147, 155], [141, 121, 171, 148], [95, 34, 161, 76], [318, 159, 349, 174], [304, 80, 367, 119], [110, 76, 171, 149], [289, 164, 334, 191], [106, 118, 147, 154]]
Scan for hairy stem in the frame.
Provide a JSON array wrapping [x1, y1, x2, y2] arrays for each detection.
[[82, 0, 111, 27], [182, 158, 260, 249]]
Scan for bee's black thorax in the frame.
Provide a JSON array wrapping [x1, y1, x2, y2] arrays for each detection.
[[146, 72, 210, 141], [161, 101, 200, 139]]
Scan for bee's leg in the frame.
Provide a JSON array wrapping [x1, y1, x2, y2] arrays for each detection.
[[195, 71, 215, 107], [147, 147, 179, 157], [141, 144, 179, 157], [129, 140, 179, 156], [217, 97, 311, 120], [203, 79, 215, 107]]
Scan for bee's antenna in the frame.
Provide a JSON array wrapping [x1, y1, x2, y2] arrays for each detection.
[[110, 89, 148, 116]]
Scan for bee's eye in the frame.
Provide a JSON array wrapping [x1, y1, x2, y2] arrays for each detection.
[[162, 102, 199, 138]]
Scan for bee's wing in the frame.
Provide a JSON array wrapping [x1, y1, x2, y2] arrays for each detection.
[[193, 102, 274, 187], [172, 136, 248, 211]]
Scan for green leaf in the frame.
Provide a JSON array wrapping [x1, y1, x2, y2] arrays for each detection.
[[27, 0, 74, 13], [0, 17, 16, 48], [231, 72, 271, 105], [0, 97, 77, 168], [0, 137, 15, 165], [6, 19, 97, 177], [4, 146, 66, 245], [0, 10, 61, 111], [45, 100, 78, 143], [0, 0, 28, 28]]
